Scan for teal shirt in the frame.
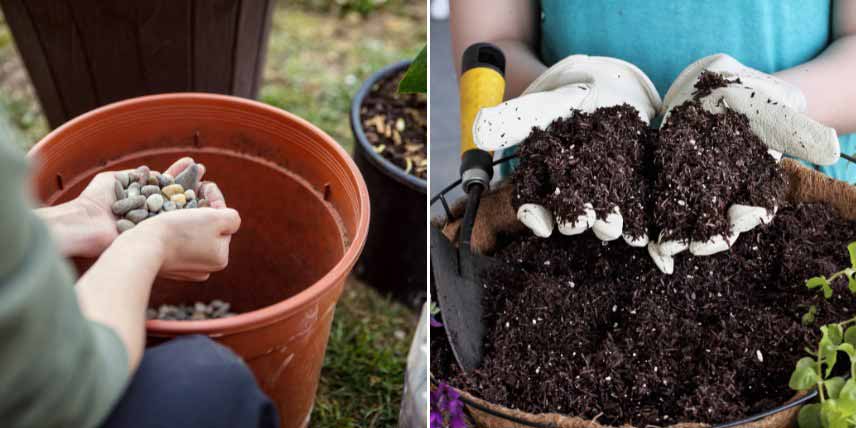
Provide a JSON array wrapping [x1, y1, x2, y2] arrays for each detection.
[[504, 0, 855, 182]]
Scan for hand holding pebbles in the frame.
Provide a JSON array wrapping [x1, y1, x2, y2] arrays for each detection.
[[110, 160, 220, 233]]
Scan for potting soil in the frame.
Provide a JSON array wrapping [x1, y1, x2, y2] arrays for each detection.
[[654, 73, 786, 243], [511, 104, 655, 239], [360, 70, 427, 179], [433, 202, 856, 426]]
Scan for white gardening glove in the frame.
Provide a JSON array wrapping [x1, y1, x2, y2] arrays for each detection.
[[648, 54, 840, 274], [473, 55, 661, 246]]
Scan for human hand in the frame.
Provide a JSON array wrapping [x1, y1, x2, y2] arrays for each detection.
[[473, 55, 661, 246], [42, 157, 223, 258], [647, 54, 840, 273], [123, 206, 241, 282]]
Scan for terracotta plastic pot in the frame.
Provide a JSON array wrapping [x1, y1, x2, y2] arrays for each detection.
[[27, 93, 370, 428], [351, 60, 427, 308]]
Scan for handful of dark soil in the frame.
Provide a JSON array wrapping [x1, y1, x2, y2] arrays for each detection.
[[433, 203, 856, 426], [360, 70, 427, 179], [654, 72, 787, 243], [511, 104, 655, 239]]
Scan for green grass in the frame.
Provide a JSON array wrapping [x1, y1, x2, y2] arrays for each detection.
[[314, 279, 416, 427], [259, 2, 425, 152]]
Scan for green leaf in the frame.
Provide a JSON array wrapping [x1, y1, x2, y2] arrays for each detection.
[[807, 276, 834, 299], [848, 242, 856, 268], [820, 403, 850, 428], [820, 326, 843, 376], [839, 379, 856, 400], [429, 301, 440, 315], [826, 376, 846, 399], [832, 397, 856, 414], [803, 305, 818, 326], [827, 325, 845, 346], [845, 326, 856, 346], [807, 276, 827, 289], [790, 363, 819, 390], [397, 46, 427, 94], [797, 356, 818, 370], [797, 403, 822, 428]]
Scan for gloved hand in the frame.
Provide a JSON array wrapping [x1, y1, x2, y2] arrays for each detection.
[[473, 55, 661, 246], [648, 54, 840, 274]]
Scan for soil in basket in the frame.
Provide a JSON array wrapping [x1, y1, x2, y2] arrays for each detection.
[[654, 72, 786, 243], [511, 104, 655, 239], [360, 70, 427, 179], [434, 202, 856, 426]]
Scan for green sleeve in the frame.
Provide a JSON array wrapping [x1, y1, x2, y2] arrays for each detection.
[[0, 127, 129, 428]]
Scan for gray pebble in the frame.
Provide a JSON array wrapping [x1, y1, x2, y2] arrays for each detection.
[[162, 200, 177, 212], [127, 182, 141, 198], [125, 209, 149, 224], [186, 199, 198, 209], [115, 172, 130, 188], [174, 164, 200, 191], [149, 301, 235, 321], [111, 195, 146, 215], [141, 185, 161, 197], [154, 172, 171, 187], [113, 180, 125, 201], [128, 171, 140, 184], [135, 166, 150, 185], [161, 173, 175, 186], [198, 198, 209, 208], [146, 193, 164, 212], [184, 189, 196, 201], [116, 219, 135, 233]]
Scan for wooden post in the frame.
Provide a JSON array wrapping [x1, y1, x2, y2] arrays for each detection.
[[1, 0, 274, 128]]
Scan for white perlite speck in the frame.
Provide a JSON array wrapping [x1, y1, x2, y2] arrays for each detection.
[[756, 350, 764, 362]]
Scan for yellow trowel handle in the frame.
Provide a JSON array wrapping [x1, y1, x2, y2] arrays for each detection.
[[459, 43, 505, 192]]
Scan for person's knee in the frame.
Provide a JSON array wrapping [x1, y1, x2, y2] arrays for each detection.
[[155, 335, 261, 400], [102, 335, 279, 428]]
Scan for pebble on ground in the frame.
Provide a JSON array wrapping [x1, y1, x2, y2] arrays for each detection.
[[146, 300, 236, 320]]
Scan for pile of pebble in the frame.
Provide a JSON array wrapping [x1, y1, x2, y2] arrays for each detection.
[[146, 300, 236, 321], [111, 163, 209, 233]]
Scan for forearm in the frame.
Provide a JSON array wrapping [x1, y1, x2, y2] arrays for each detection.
[[450, 0, 544, 99], [75, 229, 164, 371], [776, 35, 856, 135], [488, 40, 547, 99]]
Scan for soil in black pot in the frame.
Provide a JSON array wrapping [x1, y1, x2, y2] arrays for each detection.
[[511, 104, 655, 239], [654, 72, 787, 243], [360, 70, 427, 179], [433, 202, 856, 426]]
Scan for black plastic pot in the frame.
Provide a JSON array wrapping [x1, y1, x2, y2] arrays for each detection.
[[351, 60, 427, 309]]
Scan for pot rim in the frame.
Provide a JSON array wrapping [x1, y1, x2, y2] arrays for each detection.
[[29, 92, 371, 336], [350, 60, 427, 193], [429, 376, 816, 428]]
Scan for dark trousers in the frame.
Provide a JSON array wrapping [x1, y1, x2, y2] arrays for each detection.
[[101, 335, 279, 428]]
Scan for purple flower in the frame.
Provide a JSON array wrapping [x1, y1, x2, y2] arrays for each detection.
[[430, 382, 468, 427], [429, 302, 443, 327]]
